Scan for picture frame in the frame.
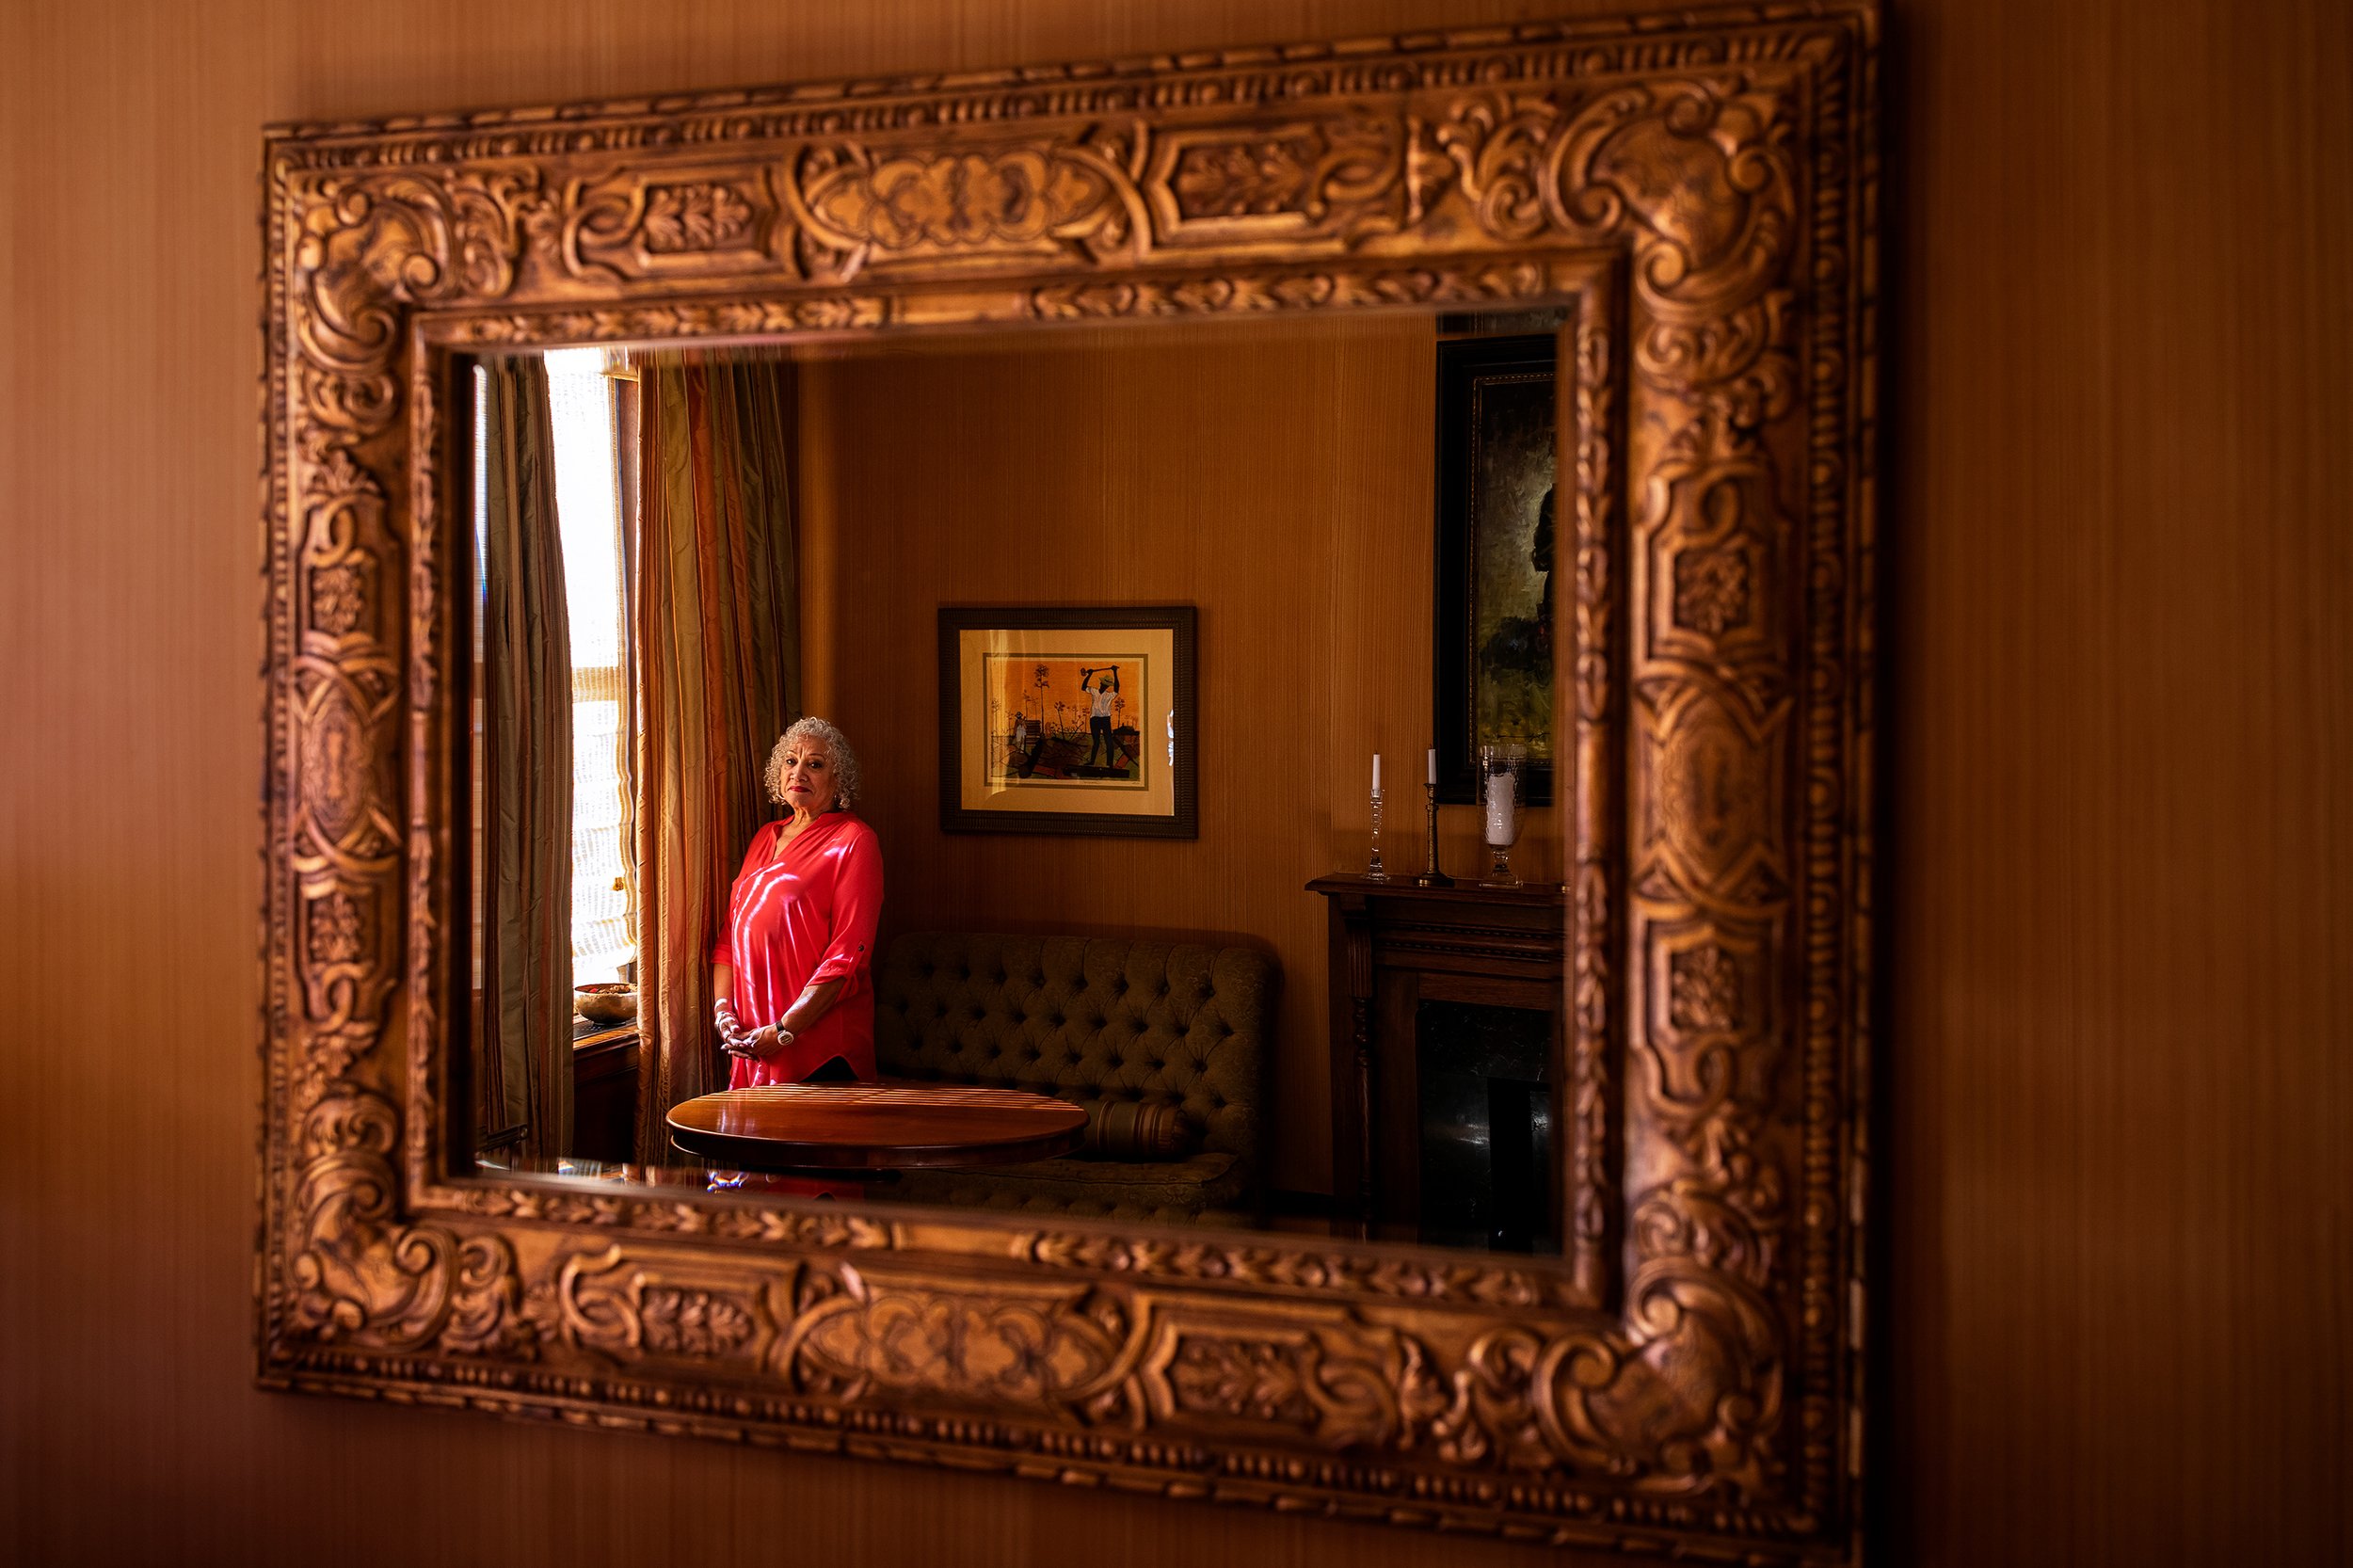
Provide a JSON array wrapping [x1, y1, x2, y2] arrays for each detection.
[[248, 4, 1879, 1558], [937, 605, 1197, 838], [1434, 331, 1558, 806]]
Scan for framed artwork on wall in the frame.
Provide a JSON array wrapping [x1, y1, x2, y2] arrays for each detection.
[[1434, 331, 1559, 806], [937, 605, 1197, 838]]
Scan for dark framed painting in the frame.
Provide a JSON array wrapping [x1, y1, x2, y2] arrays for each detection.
[[1434, 332, 1558, 806], [937, 605, 1198, 838]]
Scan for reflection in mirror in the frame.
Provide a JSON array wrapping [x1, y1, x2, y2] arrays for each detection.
[[461, 313, 1573, 1255]]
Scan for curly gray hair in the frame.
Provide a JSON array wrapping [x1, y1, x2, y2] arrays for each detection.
[[763, 716, 862, 812]]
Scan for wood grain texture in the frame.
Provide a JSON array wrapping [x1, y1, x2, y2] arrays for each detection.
[[1879, 0, 2353, 1563], [800, 316, 1563, 1196], [666, 1083, 1090, 1169], [0, 4, 2345, 1568]]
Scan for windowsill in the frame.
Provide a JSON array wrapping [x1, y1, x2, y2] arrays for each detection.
[[574, 1020, 638, 1051]]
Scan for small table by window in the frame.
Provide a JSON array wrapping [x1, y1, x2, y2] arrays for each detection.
[[572, 1019, 640, 1163]]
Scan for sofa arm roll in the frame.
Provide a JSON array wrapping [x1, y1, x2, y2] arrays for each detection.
[[1081, 1098, 1193, 1160]]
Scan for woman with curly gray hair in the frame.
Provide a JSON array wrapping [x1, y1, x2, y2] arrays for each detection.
[[708, 717, 884, 1086]]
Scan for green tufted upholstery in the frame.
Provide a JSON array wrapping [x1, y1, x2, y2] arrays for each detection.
[[873, 933, 1275, 1224]]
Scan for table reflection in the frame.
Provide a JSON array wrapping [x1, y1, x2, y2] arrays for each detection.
[[474, 1150, 884, 1200]]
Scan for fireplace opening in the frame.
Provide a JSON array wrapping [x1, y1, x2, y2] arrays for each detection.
[[1414, 999, 1556, 1253]]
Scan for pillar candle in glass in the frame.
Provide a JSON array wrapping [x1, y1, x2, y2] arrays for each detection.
[[1479, 743, 1527, 888]]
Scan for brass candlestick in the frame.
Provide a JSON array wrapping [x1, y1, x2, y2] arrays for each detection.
[[1414, 781, 1453, 887]]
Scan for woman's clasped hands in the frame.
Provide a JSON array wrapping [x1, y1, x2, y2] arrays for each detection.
[[713, 997, 792, 1062]]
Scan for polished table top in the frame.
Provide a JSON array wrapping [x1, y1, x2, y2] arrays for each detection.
[[666, 1080, 1088, 1171]]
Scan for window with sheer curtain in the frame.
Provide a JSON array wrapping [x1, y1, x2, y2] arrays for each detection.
[[544, 347, 634, 984]]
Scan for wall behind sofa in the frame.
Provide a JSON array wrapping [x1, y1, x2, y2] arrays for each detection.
[[795, 318, 1565, 1196], [4, 0, 2346, 1565]]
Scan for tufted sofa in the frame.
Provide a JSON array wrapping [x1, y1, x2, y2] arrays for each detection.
[[872, 933, 1275, 1224]]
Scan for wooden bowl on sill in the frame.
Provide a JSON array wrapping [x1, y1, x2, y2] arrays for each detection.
[[575, 983, 638, 1024]]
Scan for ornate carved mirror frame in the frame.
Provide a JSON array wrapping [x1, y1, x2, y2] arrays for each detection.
[[258, 3, 1878, 1558]]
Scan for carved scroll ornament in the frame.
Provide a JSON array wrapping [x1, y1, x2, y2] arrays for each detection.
[[259, 5, 1876, 1560]]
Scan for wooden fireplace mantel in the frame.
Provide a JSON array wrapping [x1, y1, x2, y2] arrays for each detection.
[[1306, 873, 1567, 1240]]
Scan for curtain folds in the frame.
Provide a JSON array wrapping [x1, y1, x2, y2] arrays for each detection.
[[632, 357, 802, 1162], [478, 357, 575, 1161]]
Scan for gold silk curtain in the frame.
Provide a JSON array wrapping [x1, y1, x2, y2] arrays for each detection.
[[477, 357, 575, 1160], [631, 357, 802, 1162]]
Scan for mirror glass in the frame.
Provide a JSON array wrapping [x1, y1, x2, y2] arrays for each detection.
[[459, 309, 1574, 1254]]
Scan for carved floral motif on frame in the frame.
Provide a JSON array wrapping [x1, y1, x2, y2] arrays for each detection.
[[259, 4, 1877, 1560]]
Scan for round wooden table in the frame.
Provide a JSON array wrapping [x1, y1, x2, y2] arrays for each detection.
[[666, 1081, 1088, 1172]]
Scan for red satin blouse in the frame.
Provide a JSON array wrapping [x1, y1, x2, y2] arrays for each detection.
[[712, 811, 884, 1087]]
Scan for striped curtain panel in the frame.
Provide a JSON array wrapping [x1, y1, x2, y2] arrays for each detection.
[[631, 357, 802, 1162], [477, 356, 575, 1160]]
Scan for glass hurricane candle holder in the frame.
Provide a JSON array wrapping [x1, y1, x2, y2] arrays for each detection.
[[1478, 744, 1528, 888]]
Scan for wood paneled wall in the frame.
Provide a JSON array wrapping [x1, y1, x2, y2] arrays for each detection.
[[2, 1, 2345, 1565], [796, 317, 1562, 1195], [1880, 0, 2353, 1561]]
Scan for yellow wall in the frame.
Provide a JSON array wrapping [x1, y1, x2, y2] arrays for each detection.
[[4, 1, 2347, 1564]]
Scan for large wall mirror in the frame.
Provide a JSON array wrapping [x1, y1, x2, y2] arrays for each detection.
[[259, 6, 1879, 1560], [456, 316, 1605, 1264]]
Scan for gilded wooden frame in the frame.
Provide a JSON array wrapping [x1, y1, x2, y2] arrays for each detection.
[[258, 4, 1879, 1560]]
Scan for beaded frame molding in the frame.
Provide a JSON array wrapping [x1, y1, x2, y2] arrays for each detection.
[[258, 3, 1879, 1559]]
